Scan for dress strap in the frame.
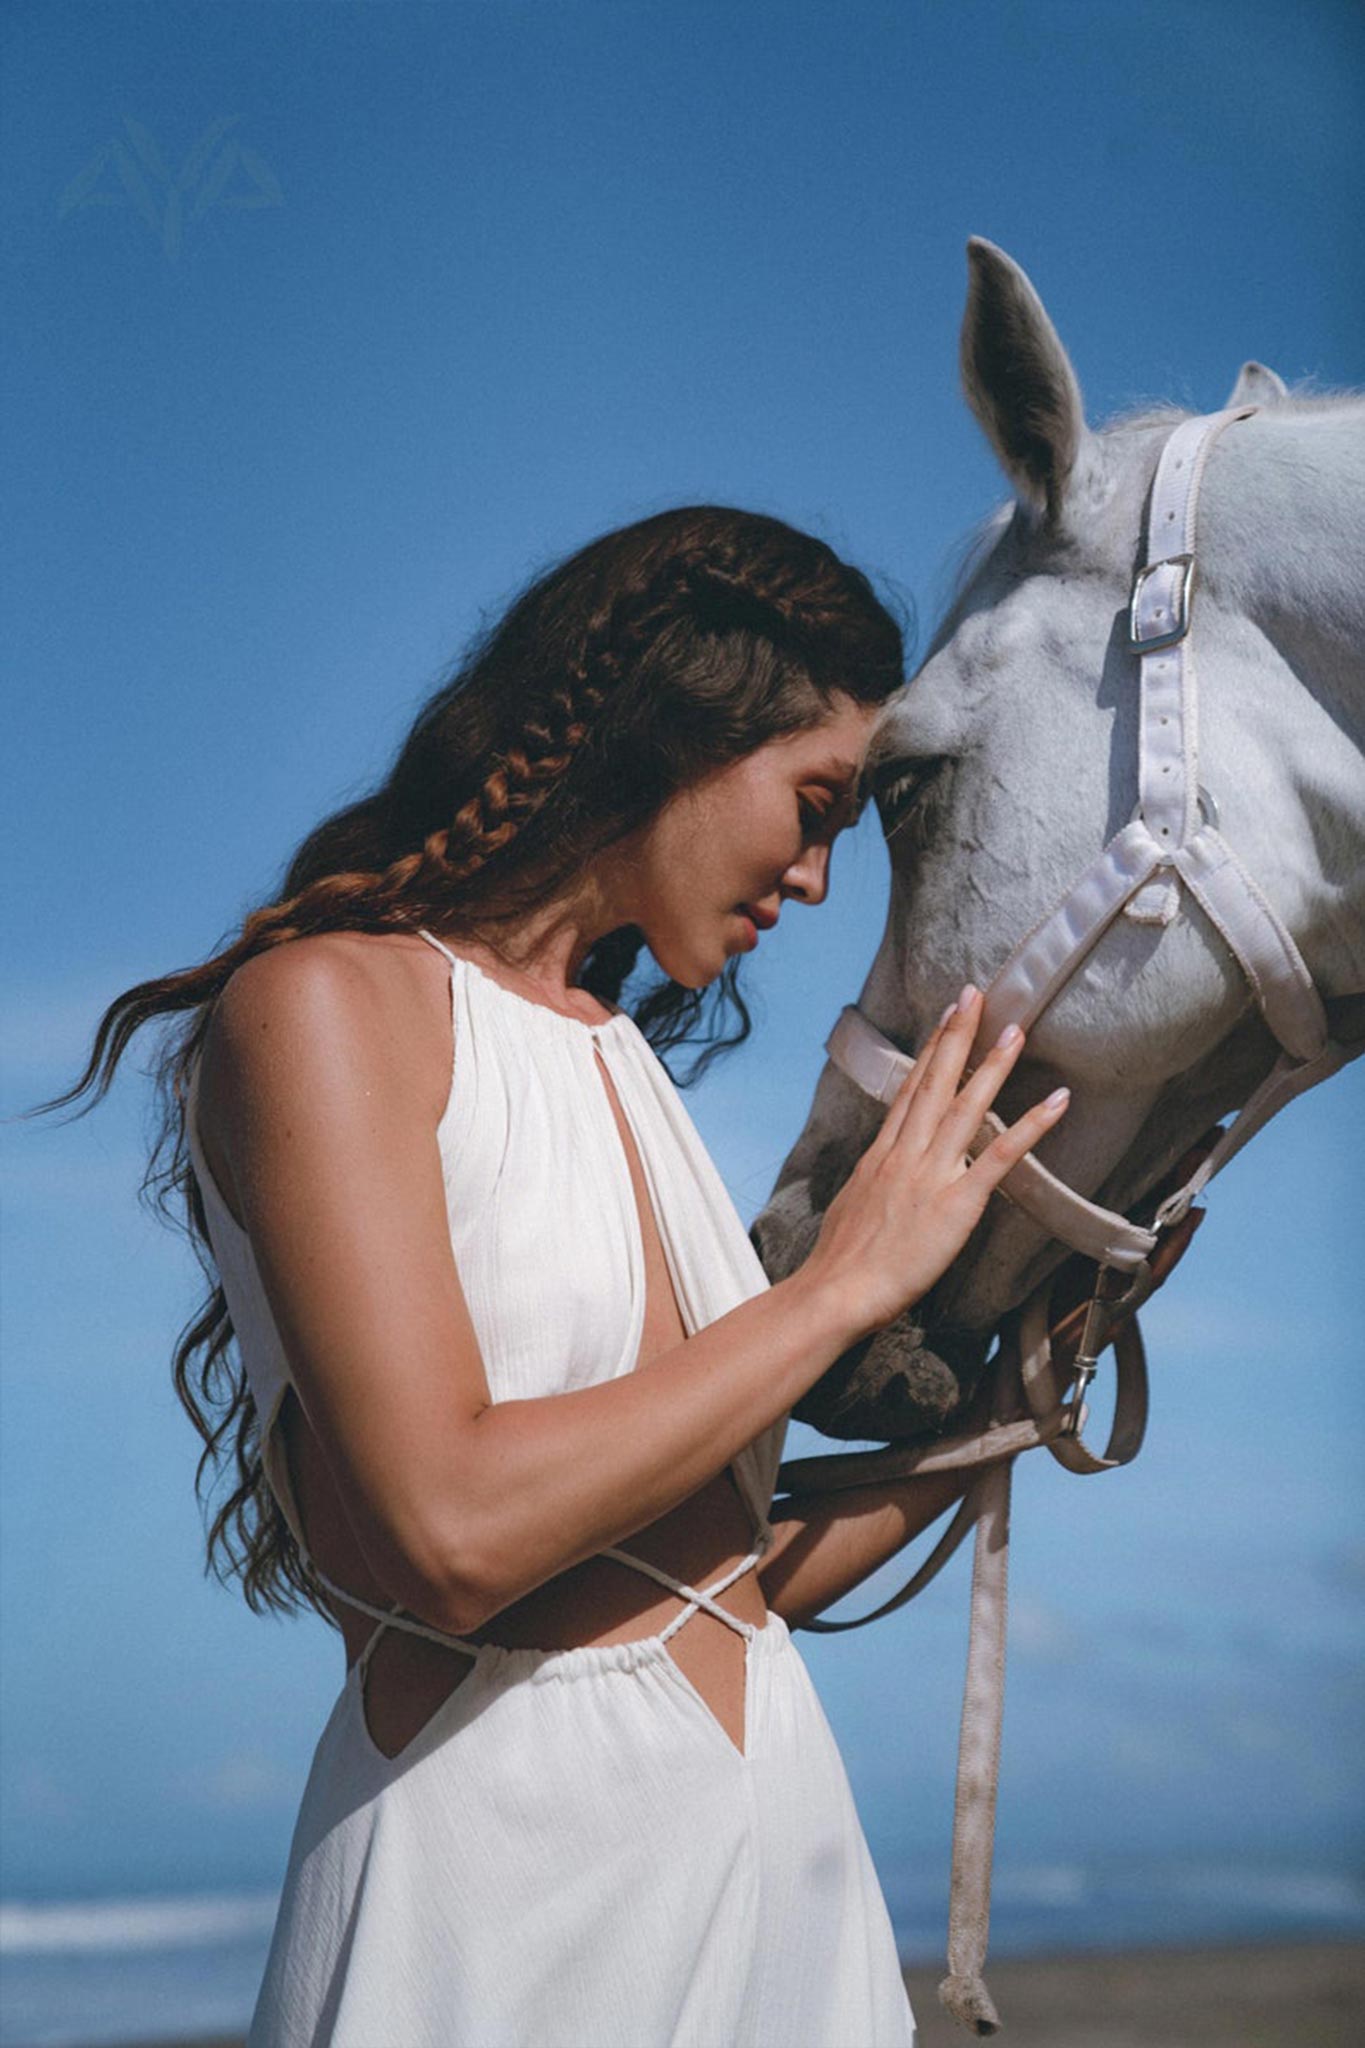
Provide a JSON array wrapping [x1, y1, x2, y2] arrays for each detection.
[[308, 1553, 483, 1664], [356, 1612, 396, 1680], [600, 1529, 773, 1644], [415, 926, 460, 969]]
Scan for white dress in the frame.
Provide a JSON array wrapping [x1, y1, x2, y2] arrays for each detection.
[[186, 928, 916, 2048]]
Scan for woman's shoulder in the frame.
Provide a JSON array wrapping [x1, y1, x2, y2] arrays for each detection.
[[215, 928, 435, 1026], [200, 932, 455, 1166]]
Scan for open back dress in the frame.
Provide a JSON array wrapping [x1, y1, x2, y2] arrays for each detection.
[[186, 928, 916, 2048]]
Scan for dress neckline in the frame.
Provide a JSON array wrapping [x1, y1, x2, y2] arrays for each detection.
[[417, 928, 628, 1037]]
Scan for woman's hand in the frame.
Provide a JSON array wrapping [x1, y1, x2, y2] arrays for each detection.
[[803, 985, 1068, 1338]]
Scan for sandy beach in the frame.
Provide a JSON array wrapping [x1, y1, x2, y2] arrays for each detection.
[[902, 1938, 1365, 2048], [97, 1938, 1364, 2048]]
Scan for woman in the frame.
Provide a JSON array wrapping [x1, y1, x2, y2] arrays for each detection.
[[58, 505, 1066, 2046]]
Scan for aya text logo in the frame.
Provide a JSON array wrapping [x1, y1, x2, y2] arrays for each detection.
[[59, 115, 283, 262]]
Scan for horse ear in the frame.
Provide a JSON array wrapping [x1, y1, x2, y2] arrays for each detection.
[[960, 238, 1086, 520], [1226, 360, 1287, 407]]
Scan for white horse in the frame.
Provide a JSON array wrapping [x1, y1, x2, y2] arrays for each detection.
[[753, 240, 1365, 2034], [755, 239, 1365, 1448]]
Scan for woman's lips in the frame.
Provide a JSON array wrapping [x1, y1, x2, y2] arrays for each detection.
[[733, 903, 777, 949]]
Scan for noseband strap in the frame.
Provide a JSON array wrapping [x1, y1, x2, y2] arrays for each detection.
[[827, 1001, 1158, 1268]]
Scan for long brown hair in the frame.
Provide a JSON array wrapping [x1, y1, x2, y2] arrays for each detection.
[[36, 504, 907, 1622]]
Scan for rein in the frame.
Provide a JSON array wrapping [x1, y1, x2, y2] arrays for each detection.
[[774, 404, 1363, 2034]]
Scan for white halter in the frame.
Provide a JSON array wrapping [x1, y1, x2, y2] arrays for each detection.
[[826, 404, 1355, 1271]]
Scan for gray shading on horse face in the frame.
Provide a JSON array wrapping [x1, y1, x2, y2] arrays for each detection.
[[753, 238, 1365, 1444]]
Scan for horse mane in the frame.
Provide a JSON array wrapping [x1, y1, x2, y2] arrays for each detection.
[[1103, 382, 1364, 431]]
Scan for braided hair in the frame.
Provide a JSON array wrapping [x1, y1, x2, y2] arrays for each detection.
[[41, 503, 907, 1619]]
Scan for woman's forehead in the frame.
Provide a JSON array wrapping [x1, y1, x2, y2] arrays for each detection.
[[784, 699, 880, 765]]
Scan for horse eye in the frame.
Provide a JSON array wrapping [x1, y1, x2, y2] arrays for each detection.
[[871, 758, 946, 832]]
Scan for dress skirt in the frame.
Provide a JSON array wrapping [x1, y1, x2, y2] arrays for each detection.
[[248, 1610, 916, 2047]]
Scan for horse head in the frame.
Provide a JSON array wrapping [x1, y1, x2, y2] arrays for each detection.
[[754, 239, 1365, 1444]]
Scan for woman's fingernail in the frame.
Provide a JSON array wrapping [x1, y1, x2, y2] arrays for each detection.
[[1045, 1087, 1070, 1111], [956, 983, 978, 1013], [938, 1002, 956, 1031], [996, 1023, 1023, 1051]]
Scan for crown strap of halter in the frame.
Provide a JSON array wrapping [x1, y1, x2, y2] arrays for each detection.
[[788, 403, 1360, 2035]]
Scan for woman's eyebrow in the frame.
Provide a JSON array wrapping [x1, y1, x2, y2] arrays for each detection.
[[823, 758, 868, 821]]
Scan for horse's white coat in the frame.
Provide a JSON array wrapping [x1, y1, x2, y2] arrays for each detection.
[[764, 242, 1365, 1353]]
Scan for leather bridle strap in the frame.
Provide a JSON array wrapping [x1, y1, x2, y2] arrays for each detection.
[[1154, 1037, 1357, 1228], [1018, 1292, 1149, 1474]]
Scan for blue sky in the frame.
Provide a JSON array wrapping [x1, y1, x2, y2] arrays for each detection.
[[2, 0, 1362, 1962]]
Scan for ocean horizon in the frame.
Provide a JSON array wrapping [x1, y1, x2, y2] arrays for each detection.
[[4, 1859, 1364, 2048]]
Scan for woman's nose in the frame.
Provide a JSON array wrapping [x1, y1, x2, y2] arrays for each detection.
[[782, 841, 832, 906]]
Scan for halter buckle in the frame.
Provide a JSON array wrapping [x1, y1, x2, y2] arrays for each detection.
[[1129, 553, 1196, 653], [1062, 1262, 1149, 1434]]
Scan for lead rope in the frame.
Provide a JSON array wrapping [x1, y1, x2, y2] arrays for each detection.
[[938, 1457, 1011, 2035]]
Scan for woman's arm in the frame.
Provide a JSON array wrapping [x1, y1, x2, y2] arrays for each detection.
[[756, 1359, 1024, 1627], [209, 937, 1056, 1640], [205, 938, 872, 1637], [758, 1470, 975, 1630]]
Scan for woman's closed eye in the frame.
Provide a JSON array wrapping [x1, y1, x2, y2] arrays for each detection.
[[799, 787, 863, 839], [799, 794, 834, 835]]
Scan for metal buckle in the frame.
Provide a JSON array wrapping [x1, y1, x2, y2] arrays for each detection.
[[1128, 553, 1196, 653], [1062, 1262, 1150, 1434], [1128, 784, 1220, 836]]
